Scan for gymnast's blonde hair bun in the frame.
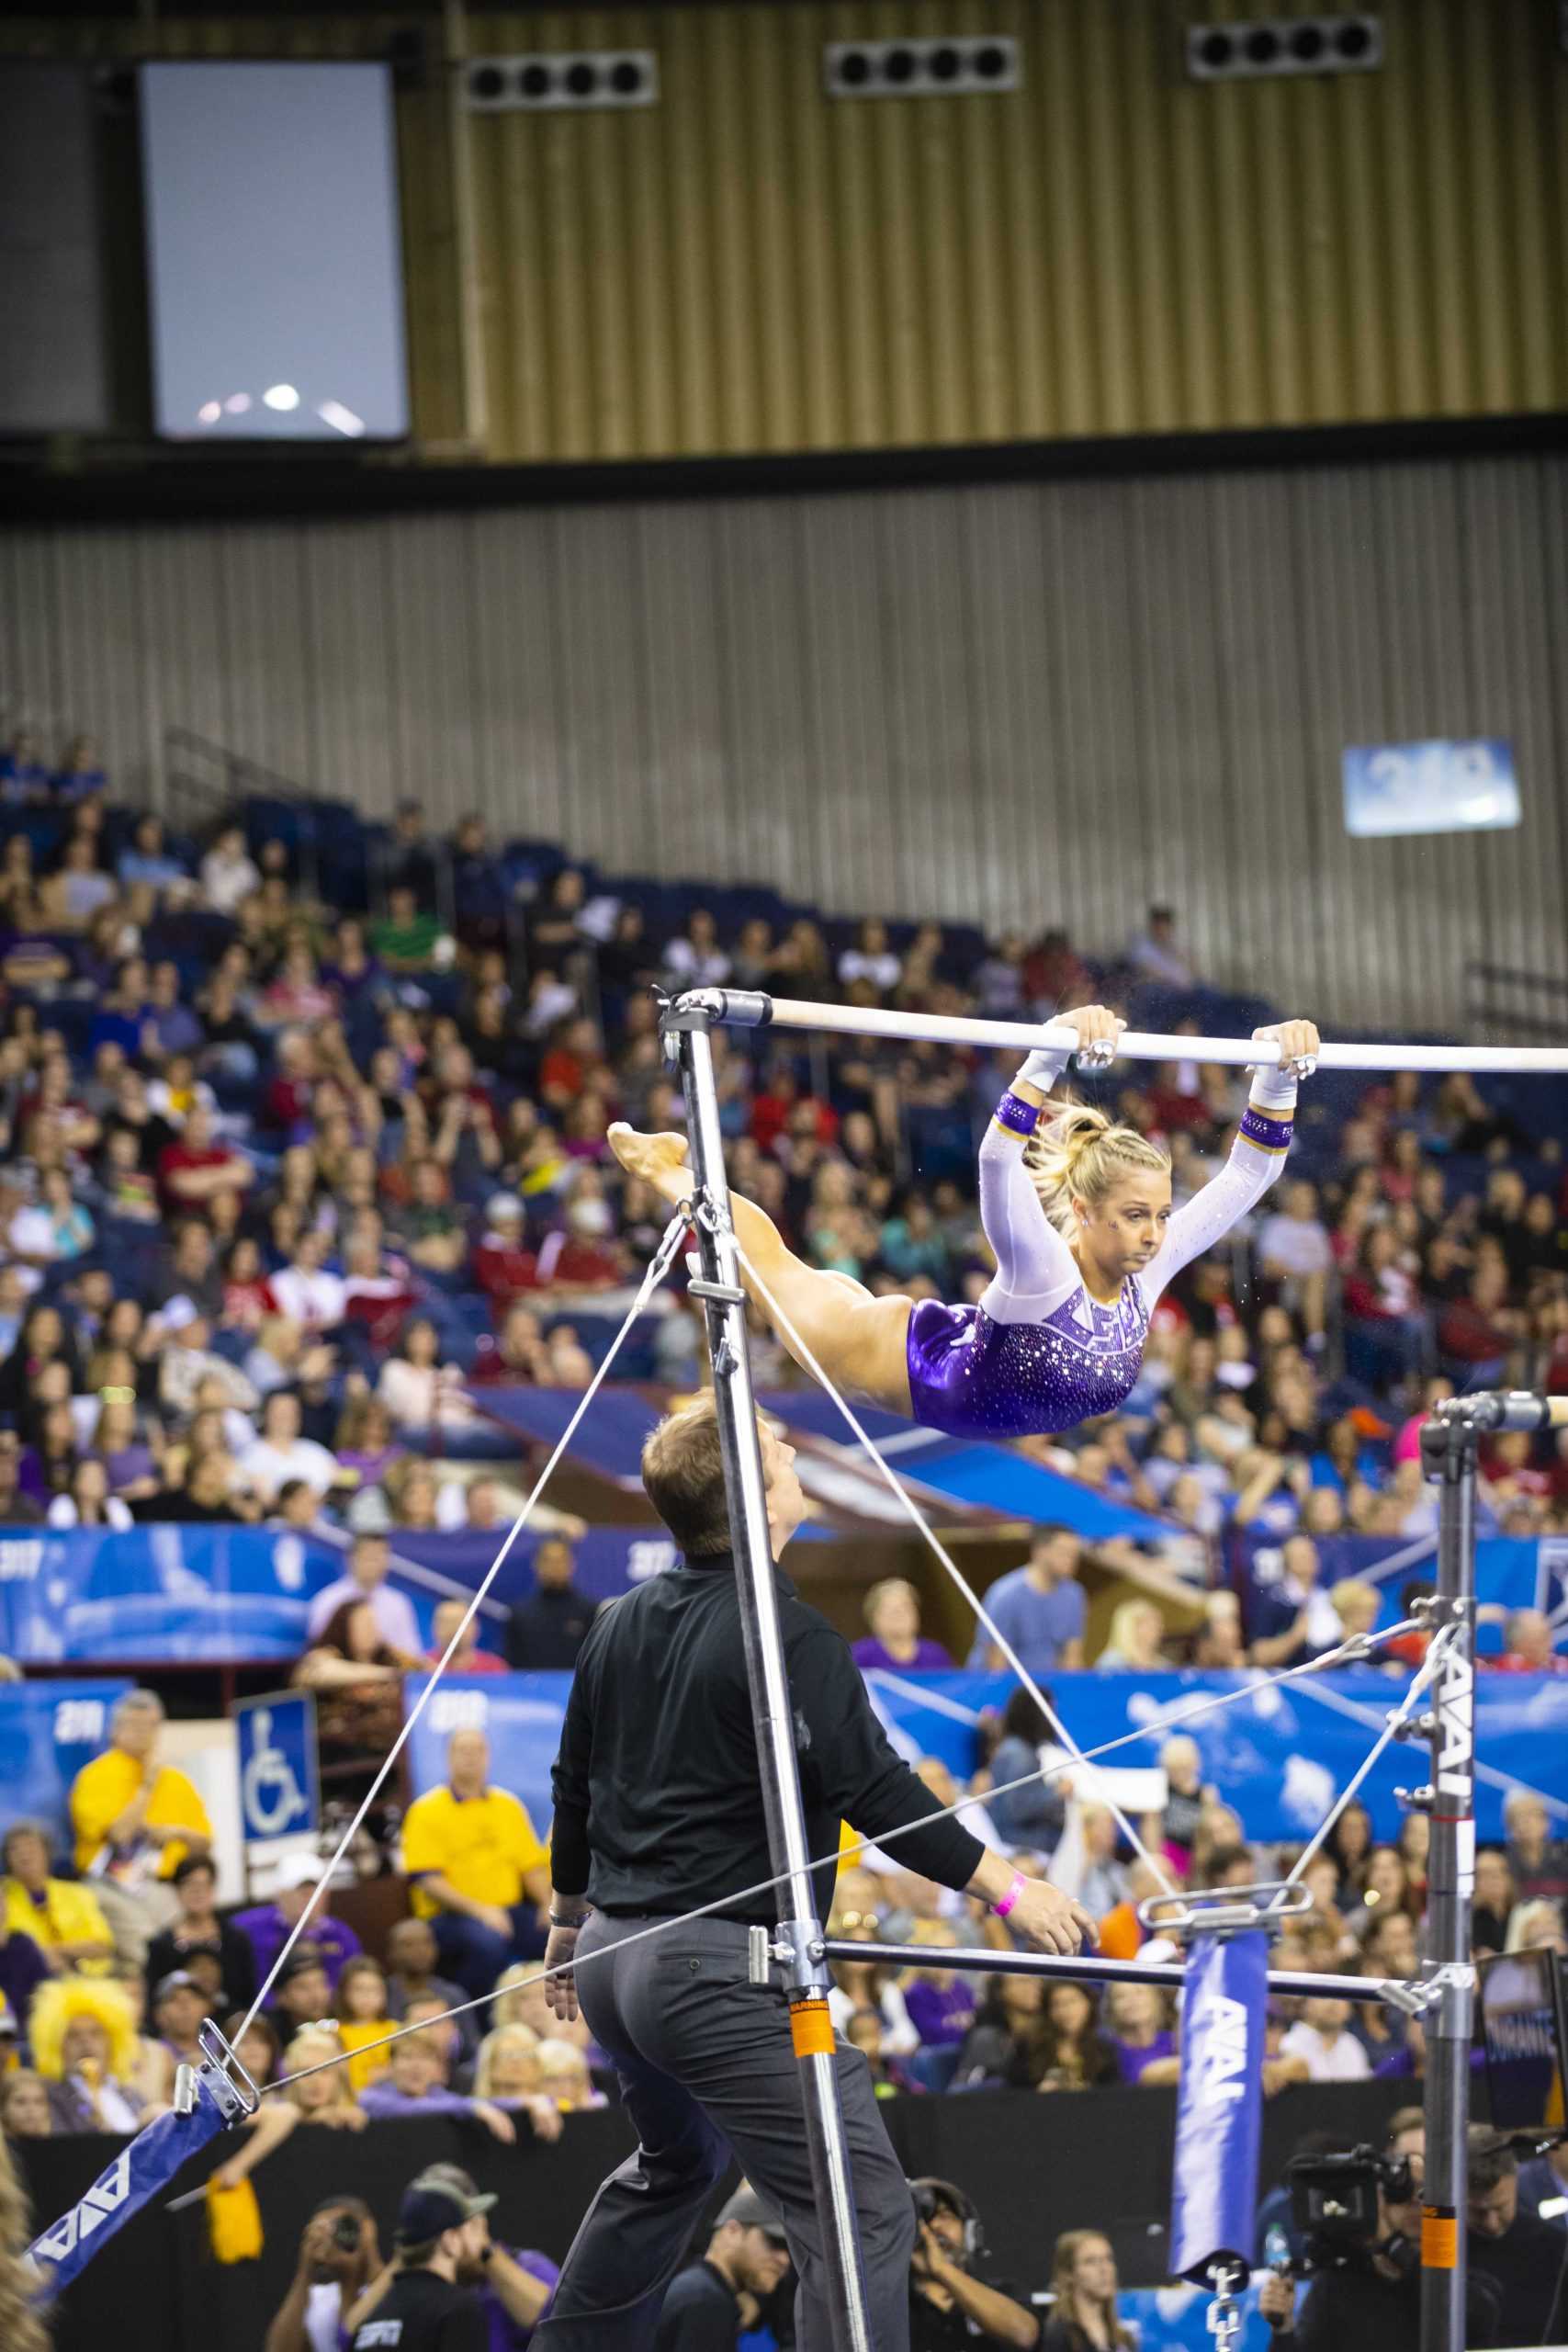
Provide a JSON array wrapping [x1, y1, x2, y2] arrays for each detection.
[[1027, 1098, 1170, 1237]]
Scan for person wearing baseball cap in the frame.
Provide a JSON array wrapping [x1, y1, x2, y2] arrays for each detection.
[[652, 2185, 791, 2349], [231, 1851, 361, 1996], [347, 2169, 491, 2352], [345, 2165, 559, 2349]]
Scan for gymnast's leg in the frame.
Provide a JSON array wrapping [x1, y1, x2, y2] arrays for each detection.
[[608, 1123, 913, 1412]]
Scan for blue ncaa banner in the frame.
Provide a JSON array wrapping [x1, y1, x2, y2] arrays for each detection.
[[0, 1679, 134, 1849]]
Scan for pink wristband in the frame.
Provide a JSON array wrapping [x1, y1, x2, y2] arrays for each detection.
[[991, 1870, 1027, 1920]]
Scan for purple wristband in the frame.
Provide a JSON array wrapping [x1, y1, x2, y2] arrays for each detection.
[[994, 1092, 1040, 1139], [1239, 1104, 1293, 1154], [991, 1870, 1027, 1919]]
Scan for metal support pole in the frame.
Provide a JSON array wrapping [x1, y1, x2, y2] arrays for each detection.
[[670, 1007, 874, 2352], [818, 1939, 1424, 2012], [1418, 1408, 1479, 2352]]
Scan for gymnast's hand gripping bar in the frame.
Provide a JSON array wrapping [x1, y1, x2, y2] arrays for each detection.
[[669, 987, 1568, 1074]]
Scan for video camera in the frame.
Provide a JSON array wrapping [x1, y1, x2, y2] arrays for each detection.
[[1286, 2145, 1417, 2275]]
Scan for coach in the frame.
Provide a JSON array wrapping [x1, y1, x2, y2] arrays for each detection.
[[534, 1393, 1093, 2349]]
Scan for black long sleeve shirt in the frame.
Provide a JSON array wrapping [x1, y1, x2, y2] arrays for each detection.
[[549, 1548, 985, 1923]]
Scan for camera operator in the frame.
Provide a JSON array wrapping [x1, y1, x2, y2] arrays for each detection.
[[264, 2199, 381, 2352], [1257, 2135, 1499, 2352], [1465, 2128, 1568, 2347], [346, 2165, 559, 2349], [349, 2171, 491, 2352], [654, 2185, 793, 2348], [908, 2177, 1039, 2349]]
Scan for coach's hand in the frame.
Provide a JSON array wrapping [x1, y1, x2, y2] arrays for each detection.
[[543, 1922, 583, 2023], [1006, 1879, 1098, 1956]]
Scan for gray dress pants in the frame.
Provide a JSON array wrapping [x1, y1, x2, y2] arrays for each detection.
[[532, 1911, 916, 2349]]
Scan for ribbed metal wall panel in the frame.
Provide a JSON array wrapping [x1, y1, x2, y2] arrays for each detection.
[[7, 3, 1565, 459], [4, 453, 1566, 1032], [457, 0, 1568, 457]]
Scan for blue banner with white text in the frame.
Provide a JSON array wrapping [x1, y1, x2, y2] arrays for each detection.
[[864, 1668, 1568, 1838], [403, 1668, 1568, 1847], [1228, 1529, 1562, 1655], [0, 1524, 670, 1663], [1170, 1931, 1268, 2281], [25, 2091, 225, 2295], [0, 1679, 134, 1849]]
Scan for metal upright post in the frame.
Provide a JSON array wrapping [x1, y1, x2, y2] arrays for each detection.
[[1417, 1405, 1479, 2352], [667, 997, 874, 2352]]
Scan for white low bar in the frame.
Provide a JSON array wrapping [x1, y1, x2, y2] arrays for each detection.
[[739, 995, 1568, 1074]]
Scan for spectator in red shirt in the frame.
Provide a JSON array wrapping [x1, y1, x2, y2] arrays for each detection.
[[341, 1224, 420, 1351], [427, 1597, 508, 1674], [469, 1302, 552, 1385], [750, 1063, 801, 1154], [157, 1104, 254, 1216], [1485, 1609, 1568, 1676], [1022, 926, 1093, 1013], [533, 1170, 624, 1289], [262, 1030, 318, 1134], [473, 1196, 544, 1308], [538, 1018, 609, 1115]]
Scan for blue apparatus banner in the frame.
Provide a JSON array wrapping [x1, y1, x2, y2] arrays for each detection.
[[400, 1669, 1568, 1845], [0, 1679, 133, 1848], [1229, 1528, 1554, 1657], [25, 2090, 226, 2295], [1170, 1932, 1269, 2283], [820, 1669, 1568, 1842], [0, 1524, 669, 1662], [0, 1525, 345, 1662]]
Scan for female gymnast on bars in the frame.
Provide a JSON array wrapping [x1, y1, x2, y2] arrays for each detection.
[[610, 1006, 1319, 1438]]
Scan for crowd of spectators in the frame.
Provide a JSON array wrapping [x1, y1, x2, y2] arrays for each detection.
[[0, 726, 1562, 1614], [0, 725, 1566, 2345]]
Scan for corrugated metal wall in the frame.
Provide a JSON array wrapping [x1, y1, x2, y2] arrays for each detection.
[[9, 2, 1565, 459], [458, 0, 1568, 458], [4, 453, 1564, 1031]]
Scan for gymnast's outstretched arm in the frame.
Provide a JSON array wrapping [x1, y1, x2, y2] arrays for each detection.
[[976, 1005, 1122, 1320], [1138, 1020, 1317, 1300]]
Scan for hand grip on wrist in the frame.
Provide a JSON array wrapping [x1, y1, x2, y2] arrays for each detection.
[[1014, 1044, 1073, 1093]]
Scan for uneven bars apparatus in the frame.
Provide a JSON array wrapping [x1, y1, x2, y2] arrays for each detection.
[[663, 985, 1567, 2352]]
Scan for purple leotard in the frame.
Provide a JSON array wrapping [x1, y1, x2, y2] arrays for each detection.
[[906, 1074, 1296, 1441]]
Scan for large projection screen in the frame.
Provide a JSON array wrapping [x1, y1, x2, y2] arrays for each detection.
[[141, 61, 408, 442]]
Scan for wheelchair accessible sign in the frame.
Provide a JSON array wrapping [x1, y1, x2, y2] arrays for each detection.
[[234, 1691, 319, 1848]]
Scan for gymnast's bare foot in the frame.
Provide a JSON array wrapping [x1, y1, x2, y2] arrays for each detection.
[[607, 1123, 694, 1207]]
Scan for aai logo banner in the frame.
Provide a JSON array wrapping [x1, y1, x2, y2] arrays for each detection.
[[234, 1691, 318, 1846]]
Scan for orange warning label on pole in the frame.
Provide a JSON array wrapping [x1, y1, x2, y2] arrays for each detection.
[[790, 1998, 835, 2058], [1422, 2208, 1458, 2268]]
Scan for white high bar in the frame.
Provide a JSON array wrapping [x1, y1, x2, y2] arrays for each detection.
[[694, 990, 1568, 1074]]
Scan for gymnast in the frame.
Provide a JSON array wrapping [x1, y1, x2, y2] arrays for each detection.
[[610, 1005, 1319, 1438]]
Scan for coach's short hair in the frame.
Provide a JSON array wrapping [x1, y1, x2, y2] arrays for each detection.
[[640, 1394, 738, 1557]]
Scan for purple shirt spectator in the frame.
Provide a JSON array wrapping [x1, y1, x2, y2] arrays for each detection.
[[0, 1926, 49, 2032], [851, 1636, 953, 1672], [1111, 2030, 1177, 2085], [485, 2250, 558, 2349], [232, 1903, 360, 1993], [902, 1978, 976, 2049], [358, 2081, 483, 2120]]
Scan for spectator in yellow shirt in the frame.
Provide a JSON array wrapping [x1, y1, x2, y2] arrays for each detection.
[[400, 1728, 550, 1999], [0, 1824, 114, 1976], [69, 1690, 213, 1965]]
